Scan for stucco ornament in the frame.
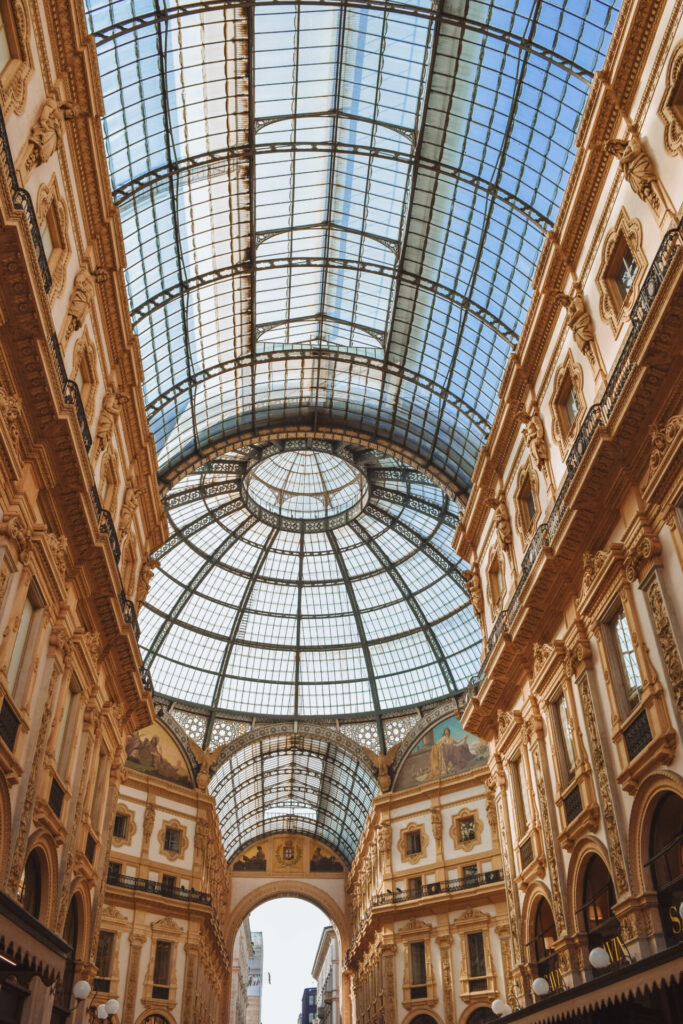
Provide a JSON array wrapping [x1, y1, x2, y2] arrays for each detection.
[[487, 495, 512, 550], [605, 134, 659, 209], [26, 95, 74, 172], [557, 291, 596, 364], [187, 735, 229, 789], [363, 741, 400, 792]]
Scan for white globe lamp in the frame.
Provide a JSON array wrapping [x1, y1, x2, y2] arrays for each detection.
[[72, 980, 91, 1001], [491, 998, 512, 1015], [589, 946, 611, 969], [96, 1007, 108, 1021], [532, 976, 550, 996], [104, 999, 120, 1016]]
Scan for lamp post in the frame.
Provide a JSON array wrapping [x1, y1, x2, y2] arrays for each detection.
[[71, 984, 120, 1021]]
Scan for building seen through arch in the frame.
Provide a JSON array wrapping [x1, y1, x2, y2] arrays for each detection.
[[0, 0, 682, 1022]]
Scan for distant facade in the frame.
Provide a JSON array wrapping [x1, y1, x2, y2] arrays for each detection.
[[312, 926, 340, 1024], [230, 918, 253, 1024], [247, 929, 263, 1024], [301, 985, 317, 1024]]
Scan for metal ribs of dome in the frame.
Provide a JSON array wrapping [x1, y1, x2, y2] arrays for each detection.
[[85, 0, 619, 491], [140, 441, 478, 736]]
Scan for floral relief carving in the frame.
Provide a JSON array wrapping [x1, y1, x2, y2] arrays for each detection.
[[597, 209, 646, 333], [648, 414, 682, 480], [645, 576, 683, 713], [576, 674, 629, 896], [530, 744, 566, 933], [0, 386, 22, 446], [659, 41, 683, 157], [0, 0, 32, 117]]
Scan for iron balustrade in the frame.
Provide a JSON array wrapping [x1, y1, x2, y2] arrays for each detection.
[[480, 220, 683, 670], [371, 870, 502, 906], [106, 868, 211, 905], [563, 784, 583, 825], [0, 106, 52, 292], [63, 380, 93, 453], [624, 709, 653, 761], [118, 590, 140, 640]]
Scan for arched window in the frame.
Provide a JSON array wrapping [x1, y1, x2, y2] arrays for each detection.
[[529, 897, 558, 978], [18, 849, 42, 919], [141, 1016, 172, 1024], [577, 855, 618, 949], [410, 1016, 439, 1024], [646, 791, 683, 944], [467, 1009, 498, 1024]]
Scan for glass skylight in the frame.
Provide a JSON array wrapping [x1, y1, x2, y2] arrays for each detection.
[[245, 450, 368, 522], [140, 442, 478, 726], [85, 0, 619, 492]]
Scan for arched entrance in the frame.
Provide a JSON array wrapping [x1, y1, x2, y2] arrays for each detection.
[[229, 881, 352, 1024]]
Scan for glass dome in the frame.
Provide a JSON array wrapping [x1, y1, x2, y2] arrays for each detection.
[[244, 450, 368, 525], [140, 440, 480, 724]]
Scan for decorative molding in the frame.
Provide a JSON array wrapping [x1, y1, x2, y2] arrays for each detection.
[[659, 40, 683, 156], [449, 807, 483, 853], [111, 802, 137, 848], [0, 0, 32, 117], [549, 350, 587, 456], [644, 573, 683, 715], [597, 208, 646, 333], [397, 822, 429, 865], [35, 174, 70, 296], [157, 818, 188, 862]]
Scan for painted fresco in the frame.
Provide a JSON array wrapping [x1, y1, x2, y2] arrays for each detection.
[[230, 835, 345, 874], [233, 844, 267, 872], [310, 846, 344, 873], [124, 723, 193, 787], [394, 714, 488, 791]]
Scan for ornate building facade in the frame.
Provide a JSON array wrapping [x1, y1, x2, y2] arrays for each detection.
[[0, 0, 681, 1022]]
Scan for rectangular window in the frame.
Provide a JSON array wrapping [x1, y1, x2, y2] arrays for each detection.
[[463, 864, 479, 886], [6, 593, 37, 694], [467, 932, 487, 991], [409, 941, 427, 999], [408, 877, 422, 898], [510, 757, 530, 836], [112, 813, 128, 840], [164, 827, 181, 853], [152, 940, 172, 999], [94, 930, 114, 993], [607, 604, 643, 711], [107, 861, 121, 882], [405, 830, 421, 856], [553, 692, 577, 783], [55, 685, 79, 778], [161, 874, 176, 895]]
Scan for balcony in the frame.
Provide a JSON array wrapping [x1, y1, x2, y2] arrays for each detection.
[[371, 870, 502, 907], [106, 868, 210, 906]]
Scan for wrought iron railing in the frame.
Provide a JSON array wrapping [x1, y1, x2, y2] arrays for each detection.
[[106, 868, 211, 905], [624, 708, 652, 760], [46, 334, 93, 453], [0, 105, 51, 291], [563, 784, 583, 824], [89, 487, 121, 564], [480, 220, 683, 668], [370, 869, 502, 907]]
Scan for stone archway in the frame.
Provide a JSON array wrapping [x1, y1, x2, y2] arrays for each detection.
[[228, 879, 352, 1024]]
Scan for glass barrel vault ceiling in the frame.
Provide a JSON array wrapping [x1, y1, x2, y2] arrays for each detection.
[[140, 442, 478, 725], [86, 0, 619, 493]]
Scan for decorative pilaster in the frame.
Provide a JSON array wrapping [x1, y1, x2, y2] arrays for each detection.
[[437, 935, 455, 1024], [643, 572, 683, 718], [122, 933, 146, 1024]]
